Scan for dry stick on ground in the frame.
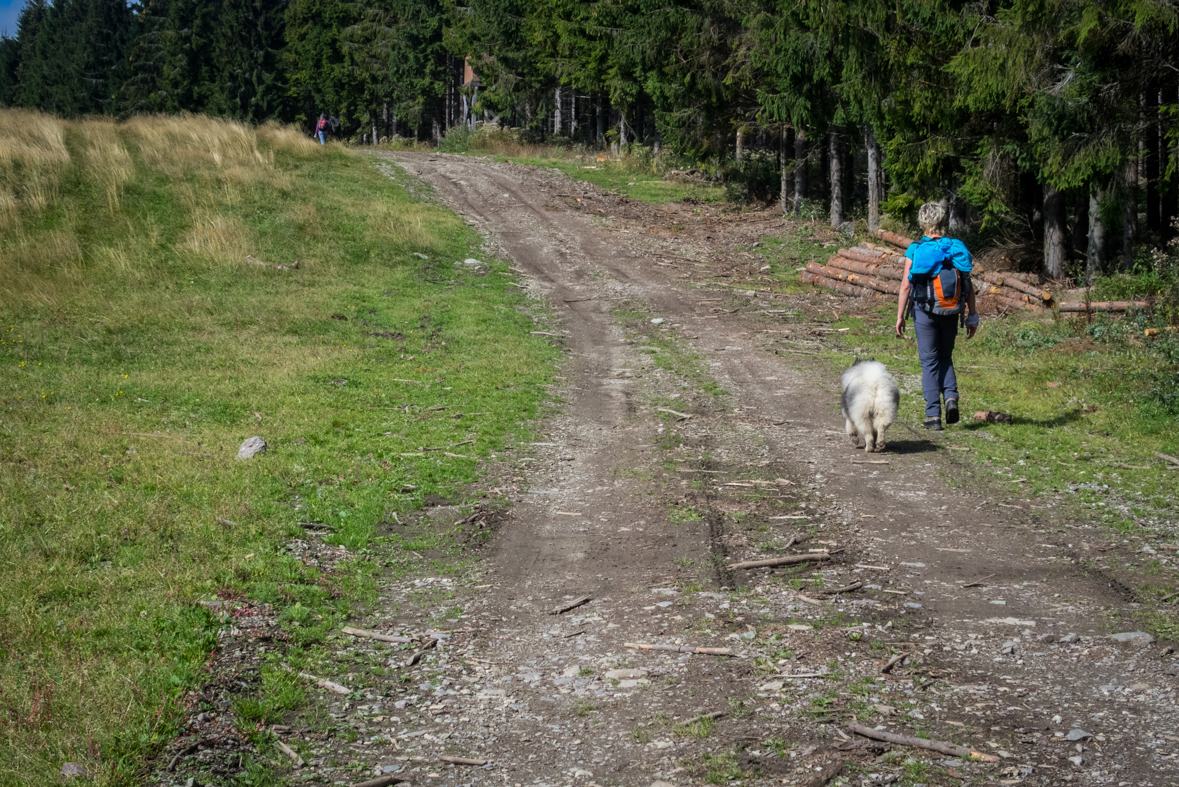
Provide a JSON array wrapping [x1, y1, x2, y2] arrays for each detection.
[[846, 721, 999, 762], [624, 642, 732, 656], [167, 739, 208, 771], [440, 755, 488, 766], [796, 594, 824, 606], [728, 552, 831, 571], [1058, 300, 1151, 312], [962, 574, 996, 589], [819, 581, 863, 595], [880, 653, 910, 674], [275, 740, 305, 768], [1156, 452, 1179, 467], [297, 672, 350, 694], [404, 637, 439, 667], [350, 776, 407, 787], [655, 407, 692, 420], [550, 596, 592, 615], [851, 459, 890, 465], [1159, 590, 1179, 603], [342, 627, 414, 644], [216, 518, 238, 527]]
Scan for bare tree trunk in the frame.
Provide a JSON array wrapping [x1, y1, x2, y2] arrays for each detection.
[[829, 128, 843, 227], [571, 91, 576, 137], [780, 125, 793, 215], [1166, 86, 1179, 241], [1072, 194, 1089, 257], [372, 121, 377, 145], [1086, 187, 1106, 283], [554, 86, 562, 135], [383, 102, 389, 139], [866, 128, 881, 232], [1123, 158, 1137, 271], [1145, 89, 1160, 232], [596, 96, 604, 148], [1043, 185, 1066, 279], [793, 129, 807, 215], [736, 128, 745, 163]]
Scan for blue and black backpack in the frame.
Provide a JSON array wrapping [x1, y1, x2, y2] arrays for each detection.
[[905, 237, 972, 318]]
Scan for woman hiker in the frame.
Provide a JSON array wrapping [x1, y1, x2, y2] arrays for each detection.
[[895, 202, 980, 431], [316, 114, 329, 145]]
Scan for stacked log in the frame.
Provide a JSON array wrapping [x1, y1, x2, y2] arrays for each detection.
[[1058, 300, 1151, 313], [797, 229, 1045, 311], [805, 261, 901, 295], [798, 229, 1151, 314], [798, 270, 875, 298]]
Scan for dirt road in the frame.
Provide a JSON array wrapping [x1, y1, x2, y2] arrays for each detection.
[[325, 152, 1177, 787]]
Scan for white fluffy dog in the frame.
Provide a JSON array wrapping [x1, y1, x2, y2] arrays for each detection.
[[840, 359, 899, 453]]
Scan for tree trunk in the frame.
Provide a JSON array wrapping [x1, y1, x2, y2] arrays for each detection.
[[1072, 193, 1089, 257], [596, 96, 604, 148], [866, 128, 881, 232], [736, 128, 745, 163], [780, 125, 793, 215], [1043, 185, 1066, 279], [372, 121, 377, 145], [383, 102, 389, 138], [793, 129, 807, 215], [1165, 86, 1179, 241], [1123, 158, 1137, 271], [554, 86, 562, 135], [1145, 89, 1160, 232], [570, 91, 576, 137], [829, 128, 843, 227], [1086, 187, 1106, 283]]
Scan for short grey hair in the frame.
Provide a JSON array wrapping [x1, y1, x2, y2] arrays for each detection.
[[917, 202, 947, 235]]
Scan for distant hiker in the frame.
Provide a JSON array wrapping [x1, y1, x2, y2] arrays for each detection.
[[895, 202, 979, 431], [316, 114, 329, 145]]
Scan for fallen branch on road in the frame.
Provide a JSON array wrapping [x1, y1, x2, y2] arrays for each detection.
[[880, 653, 909, 674], [846, 721, 998, 762], [350, 776, 407, 787], [550, 596, 591, 615], [818, 581, 863, 595], [342, 627, 414, 644], [625, 642, 731, 656], [440, 755, 488, 766], [275, 740, 304, 768], [297, 672, 350, 694], [728, 552, 831, 571]]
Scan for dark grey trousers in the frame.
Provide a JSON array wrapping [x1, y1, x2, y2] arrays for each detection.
[[914, 308, 959, 419]]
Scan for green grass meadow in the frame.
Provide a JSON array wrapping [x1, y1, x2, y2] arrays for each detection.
[[0, 112, 556, 785]]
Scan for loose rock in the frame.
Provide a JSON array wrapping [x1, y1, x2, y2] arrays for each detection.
[[1109, 631, 1154, 646], [237, 436, 267, 460]]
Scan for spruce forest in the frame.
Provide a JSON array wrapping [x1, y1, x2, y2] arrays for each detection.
[[1, 0, 1178, 278]]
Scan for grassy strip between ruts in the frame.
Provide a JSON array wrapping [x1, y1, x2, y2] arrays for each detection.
[[0, 111, 557, 786]]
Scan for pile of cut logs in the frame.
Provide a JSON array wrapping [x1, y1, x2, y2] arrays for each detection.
[[798, 229, 1151, 314]]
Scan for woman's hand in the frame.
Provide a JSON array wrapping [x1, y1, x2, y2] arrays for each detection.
[[895, 317, 906, 337], [965, 311, 979, 339]]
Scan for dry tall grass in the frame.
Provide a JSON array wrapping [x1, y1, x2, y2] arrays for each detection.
[[0, 110, 323, 308]]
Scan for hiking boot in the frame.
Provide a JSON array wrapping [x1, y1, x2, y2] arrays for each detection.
[[945, 398, 960, 425], [923, 417, 943, 431]]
